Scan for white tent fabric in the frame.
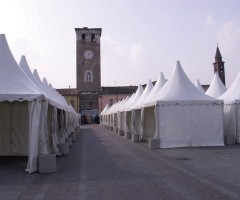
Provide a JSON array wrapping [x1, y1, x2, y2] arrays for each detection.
[[206, 73, 227, 98], [219, 71, 240, 144], [0, 34, 48, 173], [130, 80, 153, 135], [19, 56, 55, 103], [0, 35, 44, 101], [194, 79, 205, 93], [117, 95, 134, 133], [154, 62, 217, 102], [144, 72, 166, 104], [100, 103, 110, 125], [142, 61, 224, 148], [124, 85, 143, 134], [19, 56, 64, 156], [137, 73, 167, 139], [132, 80, 153, 110]]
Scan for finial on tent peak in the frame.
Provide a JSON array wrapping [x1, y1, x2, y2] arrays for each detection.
[[0, 34, 6, 40], [176, 60, 182, 67]]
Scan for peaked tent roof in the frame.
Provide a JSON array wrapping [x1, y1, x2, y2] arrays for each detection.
[[145, 61, 221, 106], [0, 34, 43, 102], [118, 93, 135, 112], [194, 79, 205, 93], [19, 56, 49, 98], [132, 79, 153, 109], [100, 103, 110, 115], [219, 71, 240, 103], [206, 72, 227, 98], [144, 72, 166, 104], [125, 84, 144, 111]]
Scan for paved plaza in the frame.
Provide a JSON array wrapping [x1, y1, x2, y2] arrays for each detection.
[[1, 125, 240, 200]]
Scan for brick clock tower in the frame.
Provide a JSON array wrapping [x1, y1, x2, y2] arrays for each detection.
[[213, 46, 225, 85], [75, 27, 102, 113]]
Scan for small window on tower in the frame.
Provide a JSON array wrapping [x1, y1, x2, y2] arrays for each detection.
[[91, 33, 95, 41], [82, 34, 85, 40]]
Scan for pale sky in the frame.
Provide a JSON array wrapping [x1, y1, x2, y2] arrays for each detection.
[[0, 0, 240, 89]]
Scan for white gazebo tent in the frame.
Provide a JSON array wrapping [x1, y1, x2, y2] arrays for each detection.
[[99, 103, 110, 126], [130, 80, 153, 138], [123, 85, 143, 135], [219, 71, 240, 144], [117, 94, 135, 134], [206, 72, 227, 98], [138, 73, 166, 141], [142, 61, 224, 148], [0, 34, 48, 173]]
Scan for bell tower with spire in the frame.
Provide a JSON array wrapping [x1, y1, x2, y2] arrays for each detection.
[[213, 45, 226, 85]]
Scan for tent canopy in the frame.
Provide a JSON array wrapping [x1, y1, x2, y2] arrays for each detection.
[[0, 34, 44, 102], [206, 73, 227, 98], [144, 72, 166, 104], [144, 61, 222, 106]]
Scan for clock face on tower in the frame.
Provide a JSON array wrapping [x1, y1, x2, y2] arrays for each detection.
[[83, 50, 94, 60]]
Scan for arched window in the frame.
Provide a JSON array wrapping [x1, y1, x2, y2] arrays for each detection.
[[84, 70, 93, 82]]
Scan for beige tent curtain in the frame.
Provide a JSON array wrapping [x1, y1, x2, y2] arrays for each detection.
[[0, 102, 28, 156]]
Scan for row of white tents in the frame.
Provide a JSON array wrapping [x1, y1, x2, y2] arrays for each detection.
[[0, 34, 80, 173], [100, 60, 240, 148]]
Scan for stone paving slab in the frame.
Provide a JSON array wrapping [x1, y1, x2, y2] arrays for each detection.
[[0, 125, 240, 199]]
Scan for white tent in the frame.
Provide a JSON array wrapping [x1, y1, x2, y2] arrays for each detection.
[[206, 72, 227, 98], [219, 71, 240, 144], [142, 61, 224, 148], [117, 94, 135, 134], [123, 85, 143, 134], [99, 103, 110, 126], [0, 34, 48, 173], [137, 73, 167, 141], [130, 80, 153, 135], [144, 72, 166, 104], [194, 79, 205, 93]]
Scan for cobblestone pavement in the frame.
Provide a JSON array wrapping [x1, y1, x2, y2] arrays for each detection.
[[1, 125, 240, 200]]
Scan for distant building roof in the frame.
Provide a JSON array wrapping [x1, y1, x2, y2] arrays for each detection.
[[57, 86, 138, 96], [100, 86, 137, 95], [56, 88, 78, 96]]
